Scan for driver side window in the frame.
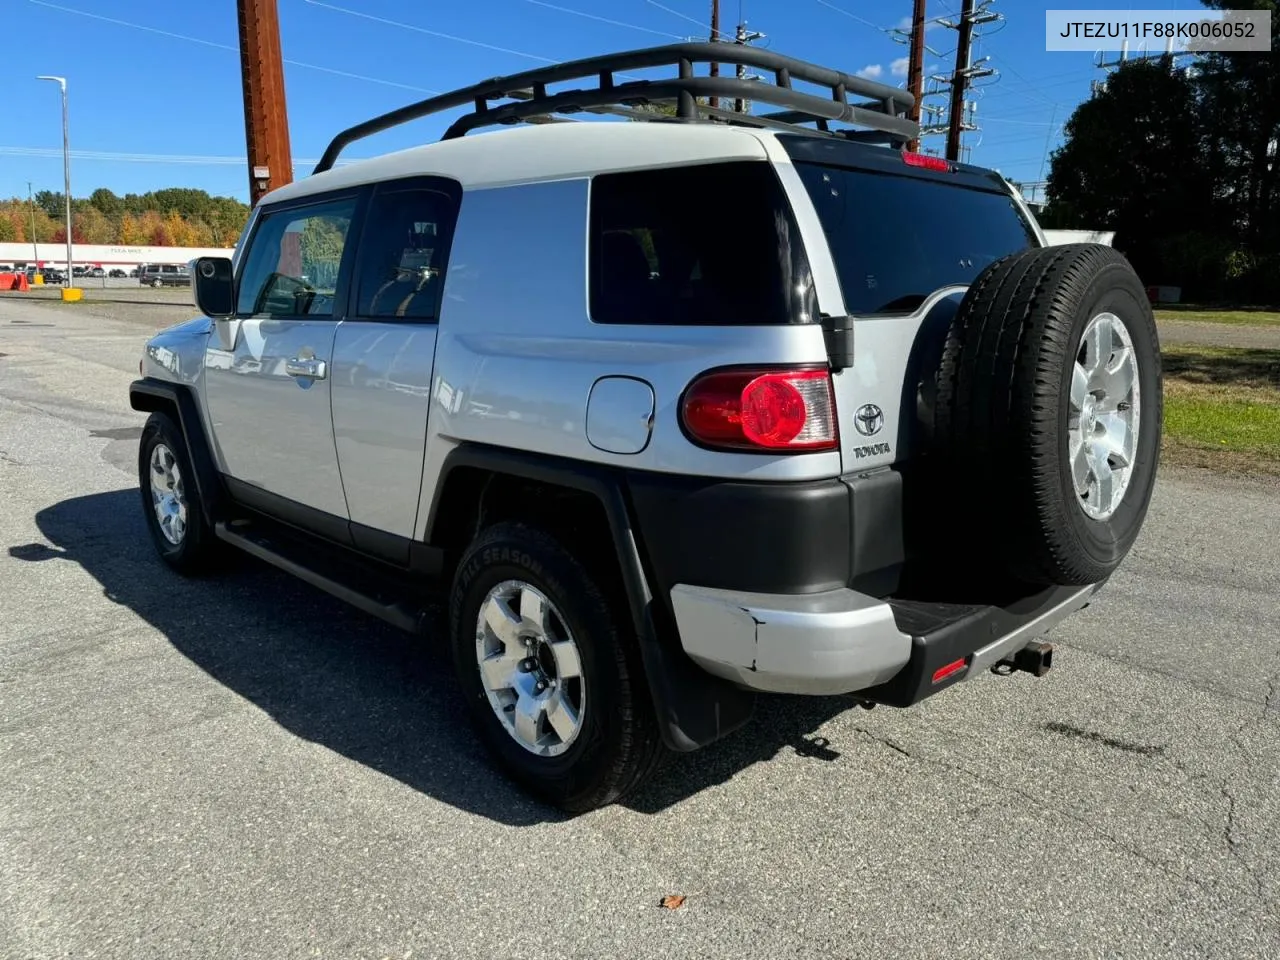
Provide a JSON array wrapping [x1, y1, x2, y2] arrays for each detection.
[[236, 197, 357, 318]]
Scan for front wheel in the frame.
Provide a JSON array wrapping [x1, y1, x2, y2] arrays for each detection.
[[138, 411, 217, 575], [448, 522, 664, 812]]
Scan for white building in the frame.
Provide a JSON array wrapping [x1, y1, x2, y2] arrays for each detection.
[[0, 241, 235, 272]]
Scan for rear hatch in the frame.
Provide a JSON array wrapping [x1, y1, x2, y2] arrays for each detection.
[[778, 135, 1043, 473]]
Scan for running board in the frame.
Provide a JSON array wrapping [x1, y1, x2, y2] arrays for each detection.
[[213, 520, 425, 634]]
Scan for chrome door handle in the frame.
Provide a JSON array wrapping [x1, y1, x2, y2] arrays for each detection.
[[285, 357, 327, 380]]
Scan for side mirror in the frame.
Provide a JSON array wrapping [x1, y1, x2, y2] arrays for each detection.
[[192, 257, 235, 318]]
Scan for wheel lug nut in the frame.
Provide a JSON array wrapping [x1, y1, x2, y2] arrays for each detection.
[[535, 680, 547, 693]]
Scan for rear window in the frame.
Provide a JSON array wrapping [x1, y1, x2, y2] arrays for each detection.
[[589, 161, 816, 326], [794, 163, 1038, 315]]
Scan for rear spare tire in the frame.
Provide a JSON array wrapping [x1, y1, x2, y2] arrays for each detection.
[[932, 243, 1162, 586]]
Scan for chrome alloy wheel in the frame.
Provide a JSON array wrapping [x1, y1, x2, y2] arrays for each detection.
[[149, 442, 188, 545], [475, 580, 586, 757], [1069, 312, 1141, 521]]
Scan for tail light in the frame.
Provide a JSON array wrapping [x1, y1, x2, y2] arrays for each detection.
[[680, 366, 837, 452]]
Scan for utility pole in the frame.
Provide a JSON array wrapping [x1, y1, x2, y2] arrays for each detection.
[[1093, 37, 1188, 95], [906, 0, 927, 151], [709, 0, 720, 111], [939, 0, 998, 162], [238, 0, 293, 205], [733, 20, 765, 113], [946, 0, 976, 161]]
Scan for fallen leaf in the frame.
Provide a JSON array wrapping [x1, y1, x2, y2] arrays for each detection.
[[659, 894, 687, 910]]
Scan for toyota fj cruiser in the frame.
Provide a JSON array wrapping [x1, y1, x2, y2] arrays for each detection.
[[129, 44, 1161, 812]]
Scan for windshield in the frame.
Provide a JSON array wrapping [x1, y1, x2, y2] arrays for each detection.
[[794, 162, 1038, 315]]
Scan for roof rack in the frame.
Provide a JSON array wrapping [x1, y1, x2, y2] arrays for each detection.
[[312, 42, 919, 174]]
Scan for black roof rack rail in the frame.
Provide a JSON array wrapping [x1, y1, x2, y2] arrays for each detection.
[[313, 42, 919, 174]]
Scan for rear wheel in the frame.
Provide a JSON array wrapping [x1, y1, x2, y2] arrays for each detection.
[[449, 522, 664, 812], [931, 243, 1162, 586]]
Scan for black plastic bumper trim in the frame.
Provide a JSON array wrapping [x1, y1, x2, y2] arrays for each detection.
[[859, 582, 1102, 707]]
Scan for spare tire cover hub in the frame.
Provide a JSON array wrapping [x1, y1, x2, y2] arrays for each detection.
[[1070, 311, 1141, 522]]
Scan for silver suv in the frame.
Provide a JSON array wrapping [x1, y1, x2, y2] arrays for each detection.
[[130, 44, 1162, 811]]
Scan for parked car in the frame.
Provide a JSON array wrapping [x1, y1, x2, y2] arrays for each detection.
[[109, 269, 128, 279], [138, 264, 190, 288], [128, 43, 1163, 813]]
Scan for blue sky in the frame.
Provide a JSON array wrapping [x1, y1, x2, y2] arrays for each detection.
[[3, 0, 1206, 203]]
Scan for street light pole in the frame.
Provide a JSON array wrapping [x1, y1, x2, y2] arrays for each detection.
[[27, 181, 39, 267], [37, 75, 72, 287]]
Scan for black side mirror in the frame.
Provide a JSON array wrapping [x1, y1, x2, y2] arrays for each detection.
[[192, 257, 235, 318]]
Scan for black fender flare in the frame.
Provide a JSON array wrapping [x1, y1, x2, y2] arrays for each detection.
[[129, 378, 226, 527], [427, 443, 755, 753]]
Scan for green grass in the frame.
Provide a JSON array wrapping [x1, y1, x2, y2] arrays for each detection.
[[1154, 308, 1280, 327], [1160, 344, 1280, 475]]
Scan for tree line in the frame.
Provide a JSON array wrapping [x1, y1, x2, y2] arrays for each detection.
[[0, 186, 249, 248], [1041, 0, 1278, 304]]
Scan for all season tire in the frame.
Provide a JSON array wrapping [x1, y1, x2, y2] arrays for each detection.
[[449, 522, 664, 812], [932, 243, 1162, 586], [138, 411, 217, 575]]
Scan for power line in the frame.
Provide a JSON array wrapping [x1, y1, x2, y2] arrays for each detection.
[[644, 0, 710, 32], [0, 146, 359, 167], [812, 0, 893, 34], [520, 0, 684, 39], [25, 0, 438, 94], [300, 0, 558, 63]]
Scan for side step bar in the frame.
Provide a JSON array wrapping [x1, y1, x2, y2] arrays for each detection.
[[214, 520, 426, 634]]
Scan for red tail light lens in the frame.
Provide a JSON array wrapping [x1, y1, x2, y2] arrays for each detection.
[[681, 367, 837, 452], [931, 657, 969, 684], [902, 151, 953, 173]]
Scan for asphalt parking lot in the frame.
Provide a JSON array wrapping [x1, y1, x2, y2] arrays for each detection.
[[1, 293, 1278, 959]]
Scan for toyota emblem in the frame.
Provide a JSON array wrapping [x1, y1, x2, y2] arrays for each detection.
[[854, 403, 884, 437]]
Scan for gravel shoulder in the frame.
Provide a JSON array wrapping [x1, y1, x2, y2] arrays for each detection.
[[1156, 318, 1280, 350]]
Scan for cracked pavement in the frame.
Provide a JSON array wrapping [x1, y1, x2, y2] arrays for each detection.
[[2, 294, 1278, 959]]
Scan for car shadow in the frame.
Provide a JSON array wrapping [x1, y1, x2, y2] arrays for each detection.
[[16, 490, 859, 823], [1161, 346, 1280, 386]]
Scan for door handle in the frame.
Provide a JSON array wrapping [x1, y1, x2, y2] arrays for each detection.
[[285, 357, 327, 380]]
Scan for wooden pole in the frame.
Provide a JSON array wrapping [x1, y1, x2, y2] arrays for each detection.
[[238, 0, 294, 205]]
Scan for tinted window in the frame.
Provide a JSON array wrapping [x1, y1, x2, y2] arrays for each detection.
[[795, 163, 1038, 315], [354, 186, 455, 321], [237, 197, 356, 317], [589, 161, 815, 325]]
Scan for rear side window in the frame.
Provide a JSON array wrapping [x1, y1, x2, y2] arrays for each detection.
[[353, 185, 456, 321], [589, 161, 816, 325], [795, 163, 1038, 315]]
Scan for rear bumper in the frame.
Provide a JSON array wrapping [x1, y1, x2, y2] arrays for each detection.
[[670, 579, 1104, 701], [669, 584, 910, 696]]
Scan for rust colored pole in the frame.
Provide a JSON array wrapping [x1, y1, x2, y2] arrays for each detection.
[[708, 0, 721, 111], [907, 0, 926, 151], [238, 0, 293, 206], [946, 0, 976, 162]]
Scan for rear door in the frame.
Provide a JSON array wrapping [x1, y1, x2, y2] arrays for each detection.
[[203, 191, 361, 531], [779, 139, 1042, 472]]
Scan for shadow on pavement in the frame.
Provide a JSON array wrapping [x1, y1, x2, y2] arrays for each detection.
[[16, 490, 857, 823]]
